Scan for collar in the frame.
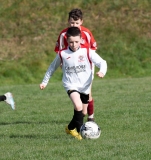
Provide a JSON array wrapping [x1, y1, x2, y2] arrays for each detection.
[[69, 47, 80, 52]]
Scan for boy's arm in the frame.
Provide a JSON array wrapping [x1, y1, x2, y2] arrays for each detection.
[[90, 50, 107, 77], [40, 54, 61, 89]]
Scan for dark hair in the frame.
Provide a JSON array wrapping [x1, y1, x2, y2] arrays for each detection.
[[66, 27, 81, 38], [68, 8, 83, 21]]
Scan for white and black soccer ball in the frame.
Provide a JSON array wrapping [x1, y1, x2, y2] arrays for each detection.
[[80, 121, 101, 139]]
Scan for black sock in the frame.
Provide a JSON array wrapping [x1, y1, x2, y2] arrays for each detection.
[[0, 95, 6, 101], [68, 116, 75, 130], [68, 109, 77, 130], [74, 110, 84, 132], [68, 110, 84, 132]]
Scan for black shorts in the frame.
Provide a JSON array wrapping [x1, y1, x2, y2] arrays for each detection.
[[67, 90, 89, 104]]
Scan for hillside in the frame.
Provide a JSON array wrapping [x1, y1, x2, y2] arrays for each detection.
[[0, 0, 151, 85]]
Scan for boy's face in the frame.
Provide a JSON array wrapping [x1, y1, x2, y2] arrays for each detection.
[[68, 18, 83, 27], [67, 35, 81, 52]]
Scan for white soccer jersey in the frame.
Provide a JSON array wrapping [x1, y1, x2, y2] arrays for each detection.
[[42, 47, 107, 94]]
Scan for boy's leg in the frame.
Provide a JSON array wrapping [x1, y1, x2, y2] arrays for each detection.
[[4, 92, 15, 110], [87, 84, 94, 121], [68, 91, 83, 131], [0, 93, 15, 110], [66, 112, 83, 140], [82, 103, 88, 116], [66, 91, 83, 140], [66, 109, 83, 139]]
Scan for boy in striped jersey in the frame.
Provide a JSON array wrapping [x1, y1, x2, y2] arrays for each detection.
[[55, 8, 97, 121], [40, 27, 107, 140]]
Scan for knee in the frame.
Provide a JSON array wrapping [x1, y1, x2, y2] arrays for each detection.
[[75, 105, 83, 111]]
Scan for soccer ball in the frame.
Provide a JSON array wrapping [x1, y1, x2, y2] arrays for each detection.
[[80, 121, 101, 139]]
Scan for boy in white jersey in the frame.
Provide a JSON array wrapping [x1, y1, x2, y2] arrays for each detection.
[[40, 27, 107, 140], [55, 8, 97, 121]]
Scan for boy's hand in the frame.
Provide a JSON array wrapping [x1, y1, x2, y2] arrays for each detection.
[[39, 84, 46, 90], [96, 72, 104, 78]]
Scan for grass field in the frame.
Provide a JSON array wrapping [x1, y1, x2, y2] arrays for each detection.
[[0, 77, 151, 160]]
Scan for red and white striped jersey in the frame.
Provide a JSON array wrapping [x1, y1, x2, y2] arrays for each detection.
[[54, 26, 97, 53], [42, 47, 107, 94]]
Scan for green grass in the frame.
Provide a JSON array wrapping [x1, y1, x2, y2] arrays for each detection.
[[0, 77, 151, 160]]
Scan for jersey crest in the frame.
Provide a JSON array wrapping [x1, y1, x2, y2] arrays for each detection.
[[78, 55, 84, 62]]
